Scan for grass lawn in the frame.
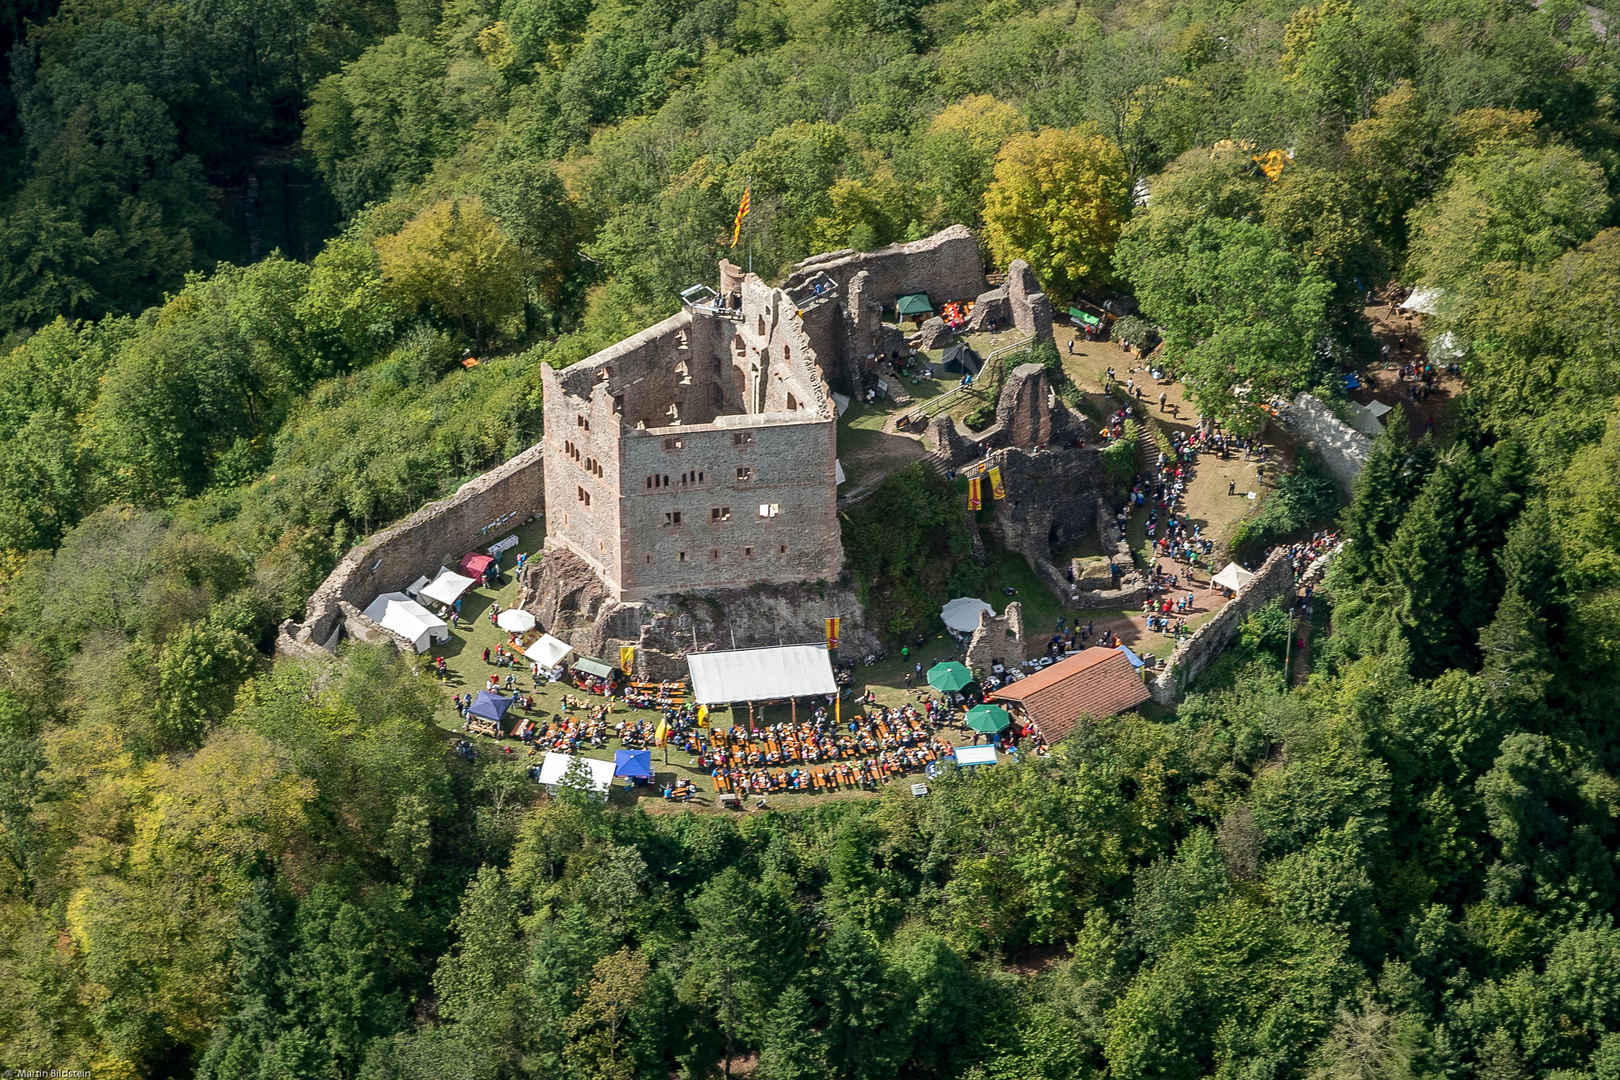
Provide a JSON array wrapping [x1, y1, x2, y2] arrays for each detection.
[[981, 549, 1068, 637]]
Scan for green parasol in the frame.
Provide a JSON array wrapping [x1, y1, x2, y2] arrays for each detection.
[[965, 704, 1011, 734], [927, 661, 973, 693]]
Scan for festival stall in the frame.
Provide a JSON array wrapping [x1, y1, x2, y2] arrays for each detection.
[[458, 551, 496, 583], [940, 343, 983, 376], [466, 690, 515, 737], [361, 593, 449, 653], [420, 565, 477, 607], [1212, 562, 1256, 594], [537, 752, 615, 800]]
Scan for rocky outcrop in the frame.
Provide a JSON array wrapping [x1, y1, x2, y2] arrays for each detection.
[[516, 549, 880, 680]]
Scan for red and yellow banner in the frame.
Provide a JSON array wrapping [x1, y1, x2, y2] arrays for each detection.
[[988, 465, 1006, 500], [730, 186, 751, 248], [825, 616, 840, 651], [968, 476, 982, 510]]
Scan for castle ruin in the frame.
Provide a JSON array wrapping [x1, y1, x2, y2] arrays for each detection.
[[539, 226, 986, 602]]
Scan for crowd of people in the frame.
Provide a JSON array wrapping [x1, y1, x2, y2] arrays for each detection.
[[701, 704, 963, 797]]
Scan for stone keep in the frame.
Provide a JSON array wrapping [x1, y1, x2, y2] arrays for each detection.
[[542, 227, 989, 603]]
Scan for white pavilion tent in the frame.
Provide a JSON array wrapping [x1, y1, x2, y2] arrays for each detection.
[[537, 752, 615, 800], [362, 593, 449, 653], [420, 566, 477, 607], [524, 633, 575, 668], [687, 644, 837, 705], [1212, 563, 1257, 593]]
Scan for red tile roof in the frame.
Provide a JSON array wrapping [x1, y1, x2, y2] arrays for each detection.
[[990, 647, 1150, 743]]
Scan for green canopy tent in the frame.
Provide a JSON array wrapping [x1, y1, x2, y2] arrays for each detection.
[[1068, 308, 1101, 327], [573, 656, 615, 678], [927, 661, 973, 693], [965, 704, 1011, 734], [896, 293, 933, 318]]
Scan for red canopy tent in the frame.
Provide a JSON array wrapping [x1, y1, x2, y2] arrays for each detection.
[[459, 552, 495, 579]]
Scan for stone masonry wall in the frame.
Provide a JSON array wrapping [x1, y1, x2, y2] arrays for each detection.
[[1147, 547, 1295, 703], [783, 225, 988, 310], [277, 441, 547, 656], [1278, 392, 1371, 498]]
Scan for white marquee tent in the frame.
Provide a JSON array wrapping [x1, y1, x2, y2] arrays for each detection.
[[941, 597, 995, 633], [537, 752, 615, 799], [687, 644, 837, 705], [420, 566, 477, 607], [1212, 562, 1257, 593], [362, 593, 449, 653], [524, 633, 575, 668]]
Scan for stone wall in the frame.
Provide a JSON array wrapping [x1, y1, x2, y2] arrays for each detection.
[[1278, 393, 1370, 497], [1147, 547, 1295, 703], [966, 601, 1025, 669], [277, 441, 547, 656], [783, 225, 988, 310]]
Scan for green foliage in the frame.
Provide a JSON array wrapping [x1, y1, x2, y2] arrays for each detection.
[[1231, 454, 1344, 555], [7, 0, 1620, 1074], [1103, 421, 1140, 483], [1116, 212, 1334, 433]]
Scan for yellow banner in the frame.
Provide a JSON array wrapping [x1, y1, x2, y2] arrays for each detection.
[[655, 718, 669, 745], [696, 704, 708, 726], [989, 466, 1006, 500], [619, 645, 635, 673], [825, 616, 841, 651], [968, 476, 982, 511]]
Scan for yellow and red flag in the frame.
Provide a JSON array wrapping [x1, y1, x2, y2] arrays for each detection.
[[988, 466, 1006, 500], [730, 186, 751, 248], [968, 476, 982, 511], [825, 616, 841, 651]]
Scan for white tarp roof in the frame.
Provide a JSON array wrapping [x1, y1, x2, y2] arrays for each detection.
[[687, 644, 837, 704], [836, 459, 846, 485], [941, 597, 995, 632], [1212, 563, 1257, 592], [954, 745, 998, 766], [525, 633, 574, 667], [1401, 286, 1443, 315], [538, 752, 614, 798], [1433, 330, 1466, 360], [420, 566, 476, 606], [1365, 399, 1393, 418], [832, 392, 850, 417], [362, 593, 448, 652]]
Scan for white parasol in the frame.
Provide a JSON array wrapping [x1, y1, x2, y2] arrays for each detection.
[[496, 608, 537, 632]]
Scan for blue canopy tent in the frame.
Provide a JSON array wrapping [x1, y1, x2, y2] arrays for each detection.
[[614, 749, 654, 779], [467, 691, 515, 725], [1116, 644, 1145, 669]]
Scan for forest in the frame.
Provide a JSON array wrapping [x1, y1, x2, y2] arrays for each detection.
[[3, 0, 1620, 1074]]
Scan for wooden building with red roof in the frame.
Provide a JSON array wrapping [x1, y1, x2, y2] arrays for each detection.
[[989, 646, 1151, 744]]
